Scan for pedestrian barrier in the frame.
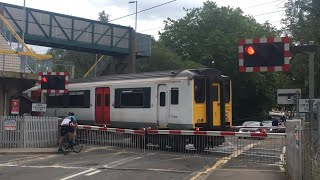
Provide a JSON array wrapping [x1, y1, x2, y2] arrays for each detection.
[[77, 125, 286, 165], [0, 116, 58, 148]]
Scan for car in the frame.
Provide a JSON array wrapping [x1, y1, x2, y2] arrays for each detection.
[[238, 121, 267, 139]]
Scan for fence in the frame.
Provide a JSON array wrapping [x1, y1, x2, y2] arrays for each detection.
[[78, 125, 286, 165], [0, 116, 58, 148]]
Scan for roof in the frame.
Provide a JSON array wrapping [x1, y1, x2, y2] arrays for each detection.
[[70, 68, 222, 84]]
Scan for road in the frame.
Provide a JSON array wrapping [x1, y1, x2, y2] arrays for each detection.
[[0, 138, 287, 180]]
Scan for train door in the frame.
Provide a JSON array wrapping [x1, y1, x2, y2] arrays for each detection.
[[95, 87, 110, 125], [157, 85, 168, 128], [212, 83, 221, 126]]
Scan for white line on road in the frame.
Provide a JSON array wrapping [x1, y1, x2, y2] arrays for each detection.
[[85, 170, 101, 176], [60, 169, 96, 180], [190, 142, 261, 180]]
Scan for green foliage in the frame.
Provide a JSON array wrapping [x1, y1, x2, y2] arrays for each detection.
[[282, 0, 320, 98], [98, 10, 110, 23], [137, 40, 204, 72], [47, 49, 95, 78], [159, 1, 283, 123]]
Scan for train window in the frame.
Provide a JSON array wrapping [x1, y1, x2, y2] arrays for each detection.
[[105, 94, 110, 106], [68, 90, 90, 108], [212, 86, 219, 101], [171, 88, 179, 105], [121, 90, 143, 107], [47, 94, 66, 108], [96, 94, 101, 106], [194, 78, 205, 103], [224, 82, 230, 103], [160, 92, 165, 106], [114, 88, 151, 108]]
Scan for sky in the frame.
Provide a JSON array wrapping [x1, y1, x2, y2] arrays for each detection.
[[1, 0, 287, 54]]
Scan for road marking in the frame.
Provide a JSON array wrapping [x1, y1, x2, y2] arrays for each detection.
[[0, 155, 42, 164], [190, 142, 260, 180], [215, 168, 283, 172], [104, 156, 142, 168], [85, 170, 101, 176], [60, 169, 96, 180]]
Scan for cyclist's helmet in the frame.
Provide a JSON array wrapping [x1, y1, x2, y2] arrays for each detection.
[[68, 112, 75, 116]]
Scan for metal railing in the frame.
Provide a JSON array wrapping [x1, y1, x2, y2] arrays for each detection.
[[83, 55, 111, 78], [0, 116, 58, 148], [77, 125, 286, 165], [0, 14, 51, 74]]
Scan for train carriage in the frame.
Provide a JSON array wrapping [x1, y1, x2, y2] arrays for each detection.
[[24, 68, 232, 131]]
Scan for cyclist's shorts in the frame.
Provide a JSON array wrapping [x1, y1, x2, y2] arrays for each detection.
[[61, 125, 75, 136]]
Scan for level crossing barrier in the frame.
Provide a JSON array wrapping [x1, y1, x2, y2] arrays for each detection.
[[230, 125, 286, 133], [0, 116, 58, 148], [77, 125, 286, 165]]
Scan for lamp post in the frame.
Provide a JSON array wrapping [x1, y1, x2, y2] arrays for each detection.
[[22, 0, 26, 42], [128, 1, 137, 31]]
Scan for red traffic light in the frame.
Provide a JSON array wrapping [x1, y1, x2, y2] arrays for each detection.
[[245, 46, 255, 55], [42, 77, 48, 83]]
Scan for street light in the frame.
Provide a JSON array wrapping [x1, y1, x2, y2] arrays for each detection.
[[128, 1, 137, 31]]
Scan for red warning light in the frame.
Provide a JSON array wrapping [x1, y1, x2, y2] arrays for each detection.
[[245, 46, 255, 55], [42, 77, 48, 83]]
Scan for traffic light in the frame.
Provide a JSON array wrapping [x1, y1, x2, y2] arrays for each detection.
[[41, 75, 65, 90], [239, 37, 290, 72]]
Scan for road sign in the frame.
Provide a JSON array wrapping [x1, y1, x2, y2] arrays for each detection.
[[4, 119, 17, 130], [32, 103, 47, 112], [277, 89, 301, 105], [298, 99, 320, 113], [238, 37, 291, 72]]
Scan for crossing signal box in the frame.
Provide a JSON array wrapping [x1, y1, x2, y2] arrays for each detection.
[[238, 37, 291, 72], [37, 72, 69, 94]]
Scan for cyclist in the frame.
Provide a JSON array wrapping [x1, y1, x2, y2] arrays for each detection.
[[58, 112, 78, 152]]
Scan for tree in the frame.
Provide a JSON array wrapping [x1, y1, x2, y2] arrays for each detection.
[[137, 39, 204, 72], [159, 1, 284, 123], [98, 10, 110, 23], [282, 0, 320, 98]]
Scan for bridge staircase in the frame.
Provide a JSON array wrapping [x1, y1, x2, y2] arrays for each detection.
[[0, 14, 51, 74]]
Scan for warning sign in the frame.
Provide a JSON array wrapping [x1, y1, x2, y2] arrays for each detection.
[[299, 99, 320, 113], [32, 103, 47, 112], [4, 119, 17, 130]]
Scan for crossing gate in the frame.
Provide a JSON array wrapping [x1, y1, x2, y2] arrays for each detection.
[[0, 116, 58, 148], [77, 125, 286, 165]]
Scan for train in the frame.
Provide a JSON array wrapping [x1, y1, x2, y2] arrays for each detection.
[[24, 68, 232, 131]]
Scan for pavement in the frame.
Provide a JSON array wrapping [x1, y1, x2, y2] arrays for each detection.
[[0, 145, 289, 180]]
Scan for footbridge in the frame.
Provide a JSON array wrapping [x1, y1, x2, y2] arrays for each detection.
[[0, 2, 151, 74]]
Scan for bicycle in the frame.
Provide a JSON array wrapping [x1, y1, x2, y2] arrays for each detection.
[[62, 130, 83, 154]]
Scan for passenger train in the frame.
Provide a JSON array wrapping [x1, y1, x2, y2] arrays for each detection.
[[24, 68, 232, 131]]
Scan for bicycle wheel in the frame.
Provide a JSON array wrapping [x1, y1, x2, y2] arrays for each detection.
[[72, 139, 83, 153]]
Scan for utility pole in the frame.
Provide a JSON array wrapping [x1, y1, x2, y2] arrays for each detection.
[[290, 42, 318, 180]]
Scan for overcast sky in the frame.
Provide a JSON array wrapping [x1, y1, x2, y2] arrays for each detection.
[[1, 0, 287, 53]]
